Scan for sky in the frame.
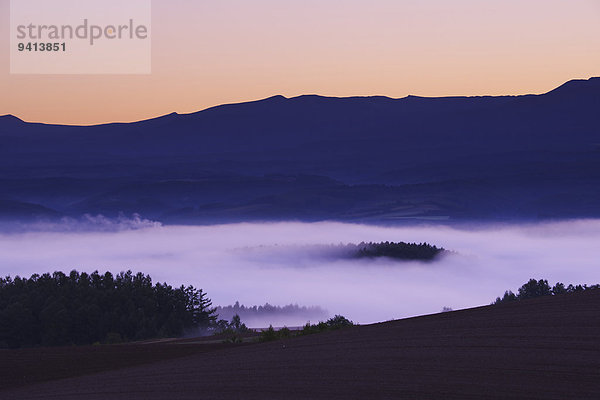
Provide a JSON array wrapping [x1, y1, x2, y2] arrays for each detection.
[[2, 220, 600, 325], [1, 0, 600, 125]]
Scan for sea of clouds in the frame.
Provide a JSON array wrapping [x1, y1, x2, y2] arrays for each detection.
[[1, 220, 599, 326]]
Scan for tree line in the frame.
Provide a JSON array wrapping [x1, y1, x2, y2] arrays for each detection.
[[494, 278, 600, 304], [215, 302, 327, 322], [259, 315, 355, 342], [348, 241, 445, 261], [0, 270, 216, 348]]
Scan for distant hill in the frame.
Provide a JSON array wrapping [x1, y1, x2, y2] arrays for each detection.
[[1, 77, 600, 223]]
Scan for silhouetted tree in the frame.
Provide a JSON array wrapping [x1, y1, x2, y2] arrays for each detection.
[[552, 282, 567, 295], [518, 279, 551, 300], [215, 314, 250, 334], [494, 290, 517, 304], [326, 315, 354, 330]]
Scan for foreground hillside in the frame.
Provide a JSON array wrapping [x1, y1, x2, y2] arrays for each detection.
[[2, 290, 599, 399]]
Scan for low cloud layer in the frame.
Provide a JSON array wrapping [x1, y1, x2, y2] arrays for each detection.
[[1, 220, 600, 325], [0, 214, 161, 233]]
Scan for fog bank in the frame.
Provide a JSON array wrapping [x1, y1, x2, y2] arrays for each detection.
[[1, 220, 599, 325]]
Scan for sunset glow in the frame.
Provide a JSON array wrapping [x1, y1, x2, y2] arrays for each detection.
[[2, 0, 599, 124]]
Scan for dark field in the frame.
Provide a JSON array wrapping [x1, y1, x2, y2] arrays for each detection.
[[2, 291, 600, 399]]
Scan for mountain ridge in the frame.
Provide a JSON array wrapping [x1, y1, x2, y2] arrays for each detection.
[[3, 77, 598, 126], [1, 77, 599, 223]]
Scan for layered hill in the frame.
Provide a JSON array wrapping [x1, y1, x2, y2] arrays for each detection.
[[1, 78, 599, 223]]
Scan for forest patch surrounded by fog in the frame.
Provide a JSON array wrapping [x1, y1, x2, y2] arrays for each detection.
[[1, 220, 600, 325]]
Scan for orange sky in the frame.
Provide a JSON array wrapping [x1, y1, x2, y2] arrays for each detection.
[[1, 0, 600, 125]]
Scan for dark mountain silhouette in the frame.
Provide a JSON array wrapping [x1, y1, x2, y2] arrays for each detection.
[[1, 77, 599, 223]]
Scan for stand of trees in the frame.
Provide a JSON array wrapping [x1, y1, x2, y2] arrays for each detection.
[[0, 270, 216, 348], [215, 302, 328, 323], [494, 278, 600, 304], [349, 241, 445, 261], [259, 315, 354, 342]]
